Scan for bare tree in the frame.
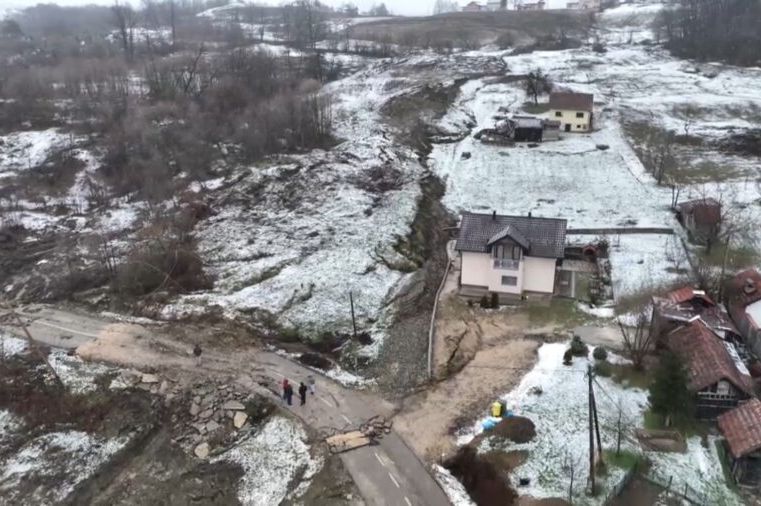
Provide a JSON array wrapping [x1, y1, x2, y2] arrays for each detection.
[[646, 128, 677, 185], [617, 312, 653, 370], [112, 1, 137, 62], [562, 449, 582, 503], [524, 69, 552, 105]]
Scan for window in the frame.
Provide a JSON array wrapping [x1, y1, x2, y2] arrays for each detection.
[[577, 125, 582, 129], [555, 111, 562, 117], [501, 276, 517, 286], [576, 112, 584, 118], [511, 246, 522, 260]]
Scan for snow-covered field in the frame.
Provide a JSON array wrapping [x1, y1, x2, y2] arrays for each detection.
[[458, 342, 743, 505], [428, 4, 761, 300], [212, 415, 322, 505]]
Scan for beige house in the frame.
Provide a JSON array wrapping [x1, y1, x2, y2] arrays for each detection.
[[455, 212, 567, 300], [549, 92, 594, 132]]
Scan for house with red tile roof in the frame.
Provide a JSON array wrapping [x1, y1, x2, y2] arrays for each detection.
[[651, 286, 743, 348], [718, 398, 761, 488], [727, 269, 761, 357], [665, 320, 754, 419]]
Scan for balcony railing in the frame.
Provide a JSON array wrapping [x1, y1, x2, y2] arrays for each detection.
[[493, 258, 520, 270]]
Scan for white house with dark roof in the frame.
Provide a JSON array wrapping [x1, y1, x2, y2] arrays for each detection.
[[455, 212, 567, 299], [549, 92, 594, 132]]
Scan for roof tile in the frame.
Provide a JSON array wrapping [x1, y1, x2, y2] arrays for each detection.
[[455, 212, 567, 258], [718, 399, 761, 458]]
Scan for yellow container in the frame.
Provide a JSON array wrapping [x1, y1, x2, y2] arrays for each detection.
[[491, 401, 502, 418]]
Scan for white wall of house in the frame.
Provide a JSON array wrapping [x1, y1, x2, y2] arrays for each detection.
[[522, 256, 557, 294], [461, 252, 557, 295], [549, 109, 591, 132]]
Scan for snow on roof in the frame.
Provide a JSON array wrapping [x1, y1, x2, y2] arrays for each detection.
[[746, 300, 761, 330], [718, 399, 761, 459], [666, 321, 753, 396]]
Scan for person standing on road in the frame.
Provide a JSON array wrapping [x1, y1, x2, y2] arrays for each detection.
[[193, 344, 202, 366], [284, 381, 294, 406], [306, 374, 315, 395], [298, 382, 308, 406], [282, 379, 291, 404]]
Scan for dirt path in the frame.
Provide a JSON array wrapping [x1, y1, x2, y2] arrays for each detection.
[[395, 337, 539, 461]]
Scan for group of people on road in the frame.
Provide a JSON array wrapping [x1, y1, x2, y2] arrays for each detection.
[[282, 375, 315, 406]]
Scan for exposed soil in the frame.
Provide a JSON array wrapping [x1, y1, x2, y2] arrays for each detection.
[[482, 450, 529, 474], [444, 445, 519, 506], [284, 454, 364, 506], [76, 429, 245, 506], [394, 338, 539, 460], [489, 416, 536, 445]]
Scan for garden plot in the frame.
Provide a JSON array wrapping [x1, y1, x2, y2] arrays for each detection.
[[569, 233, 689, 301], [457, 342, 743, 505]]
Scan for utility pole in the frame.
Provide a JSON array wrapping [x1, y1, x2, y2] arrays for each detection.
[[349, 291, 357, 339], [591, 380, 604, 464], [588, 364, 595, 494]]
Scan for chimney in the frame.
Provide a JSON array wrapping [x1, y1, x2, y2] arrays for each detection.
[[492, 211, 497, 221], [528, 211, 532, 218]]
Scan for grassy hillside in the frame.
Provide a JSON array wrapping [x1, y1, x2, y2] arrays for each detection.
[[349, 10, 594, 49]]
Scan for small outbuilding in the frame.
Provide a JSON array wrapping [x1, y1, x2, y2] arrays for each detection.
[[718, 398, 761, 489], [511, 116, 543, 142], [542, 119, 561, 141], [674, 198, 721, 245]]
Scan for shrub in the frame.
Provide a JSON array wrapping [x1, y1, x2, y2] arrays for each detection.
[[594, 361, 612, 377], [593, 346, 608, 361], [563, 348, 573, 366], [479, 295, 490, 309], [570, 335, 588, 356], [490, 292, 499, 309]]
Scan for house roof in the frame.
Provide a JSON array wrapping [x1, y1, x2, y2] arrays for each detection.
[[488, 224, 530, 250], [653, 286, 739, 336], [676, 198, 721, 226], [666, 321, 754, 396], [455, 212, 567, 259], [512, 116, 544, 129], [728, 269, 761, 309], [549, 92, 594, 112], [718, 399, 761, 459], [664, 286, 714, 306]]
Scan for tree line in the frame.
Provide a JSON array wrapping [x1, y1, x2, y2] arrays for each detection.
[[657, 0, 761, 66]]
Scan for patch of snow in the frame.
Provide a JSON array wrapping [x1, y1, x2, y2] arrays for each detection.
[[48, 350, 115, 394], [457, 341, 742, 504], [0, 431, 129, 505], [95, 204, 141, 234], [212, 416, 322, 505], [577, 302, 615, 319], [723, 341, 751, 377], [0, 333, 28, 357], [0, 129, 71, 176], [433, 464, 476, 506]]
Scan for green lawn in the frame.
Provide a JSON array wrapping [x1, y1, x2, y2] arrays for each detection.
[[604, 449, 642, 471], [526, 298, 592, 327], [521, 101, 551, 114], [643, 410, 709, 438], [714, 439, 740, 493]]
